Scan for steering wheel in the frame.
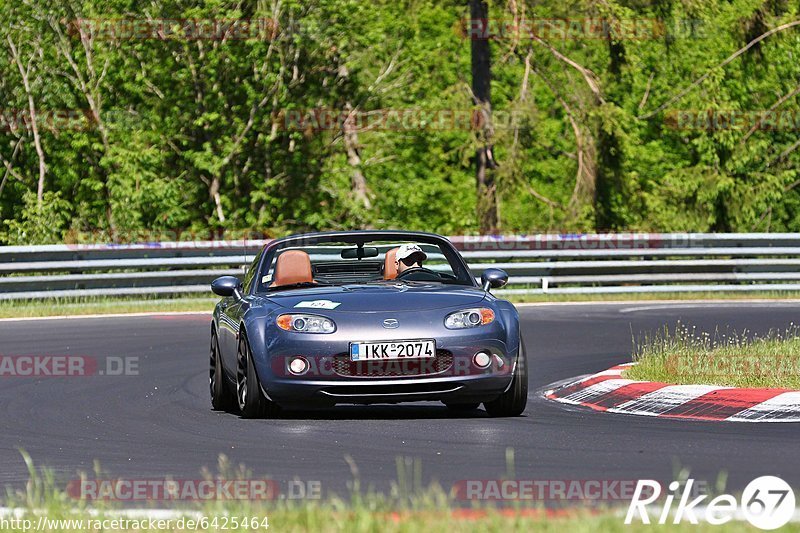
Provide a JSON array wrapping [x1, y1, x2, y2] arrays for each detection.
[[395, 267, 441, 281]]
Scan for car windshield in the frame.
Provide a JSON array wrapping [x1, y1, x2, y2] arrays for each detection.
[[256, 236, 474, 291]]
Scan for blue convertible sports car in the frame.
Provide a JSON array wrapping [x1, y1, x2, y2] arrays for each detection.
[[209, 230, 527, 418]]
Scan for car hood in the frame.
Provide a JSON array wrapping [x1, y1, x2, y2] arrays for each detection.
[[264, 283, 486, 312]]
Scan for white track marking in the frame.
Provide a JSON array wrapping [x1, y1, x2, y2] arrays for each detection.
[[545, 366, 627, 397], [515, 299, 800, 309], [618, 301, 800, 313], [556, 379, 635, 405], [727, 392, 800, 422], [608, 384, 727, 416]]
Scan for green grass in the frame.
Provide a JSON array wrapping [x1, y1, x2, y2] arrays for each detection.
[[507, 290, 800, 303], [2, 454, 796, 533], [0, 296, 216, 318], [6, 505, 783, 533], [624, 323, 800, 388], [4, 290, 800, 320]]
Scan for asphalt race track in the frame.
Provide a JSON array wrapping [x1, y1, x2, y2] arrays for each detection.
[[1, 302, 799, 499]]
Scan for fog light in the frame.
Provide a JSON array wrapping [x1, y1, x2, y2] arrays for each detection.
[[473, 351, 492, 369], [288, 356, 309, 376]]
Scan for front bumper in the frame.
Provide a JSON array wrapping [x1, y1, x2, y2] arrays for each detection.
[[266, 373, 515, 405], [254, 320, 516, 405]]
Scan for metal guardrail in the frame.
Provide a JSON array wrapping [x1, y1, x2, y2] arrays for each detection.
[[2, 233, 800, 300]]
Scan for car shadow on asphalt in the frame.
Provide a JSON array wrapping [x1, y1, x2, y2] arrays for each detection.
[[275, 404, 491, 420]]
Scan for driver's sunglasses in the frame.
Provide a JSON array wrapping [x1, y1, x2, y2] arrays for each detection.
[[398, 257, 417, 266]]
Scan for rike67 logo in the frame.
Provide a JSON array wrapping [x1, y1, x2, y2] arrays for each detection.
[[625, 476, 796, 530]]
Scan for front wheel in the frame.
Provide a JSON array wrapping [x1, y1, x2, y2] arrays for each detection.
[[484, 339, 528, 417], [236, 331, 280, 419], [210, 329, 235, 411]]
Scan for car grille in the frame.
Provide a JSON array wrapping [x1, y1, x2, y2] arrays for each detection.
[[331, 350, 454, 377], [320, 382, 464, 397]]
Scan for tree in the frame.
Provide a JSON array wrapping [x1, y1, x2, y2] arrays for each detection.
[[470, 0, 498, 234]]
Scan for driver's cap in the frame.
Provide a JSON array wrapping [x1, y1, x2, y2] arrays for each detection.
[[396, 243, 427, 263]]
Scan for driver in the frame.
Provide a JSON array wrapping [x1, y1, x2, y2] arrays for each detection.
[[395, 243, 427, 275]]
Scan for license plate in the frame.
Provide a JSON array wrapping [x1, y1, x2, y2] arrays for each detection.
[[349, 339, 435, 361]]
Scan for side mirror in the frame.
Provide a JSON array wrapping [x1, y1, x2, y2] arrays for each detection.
[[211, 276, 242, 299], [481, 268, 508, 291]]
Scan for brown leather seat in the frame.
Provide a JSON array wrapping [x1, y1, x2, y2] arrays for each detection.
[[383, 247, 399, 280], [271, 250, 314, 287]]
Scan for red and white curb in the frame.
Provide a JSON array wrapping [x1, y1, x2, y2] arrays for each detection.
[[544, 363, 800, 422]]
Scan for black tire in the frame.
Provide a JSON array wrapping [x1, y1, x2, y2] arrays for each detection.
[[236, 331, 280, 419], [210, 329, 235, 411], [444, 402, 481, 411], [484, 339, 528, 417]]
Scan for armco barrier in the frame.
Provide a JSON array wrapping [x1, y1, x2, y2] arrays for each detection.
[[2, 233, 800, 300]]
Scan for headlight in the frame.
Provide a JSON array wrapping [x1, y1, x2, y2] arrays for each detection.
[[276, 314, 336, 333], [444, 308, 495, 329]]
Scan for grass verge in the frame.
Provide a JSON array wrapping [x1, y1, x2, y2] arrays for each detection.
[[507, 290, 800, 303], [0, 455, 788, 533], [4, 291, 800, 319], [4, 505, 776, 533], [624, 323, 800, 388], [0, 296, 217, 319]]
